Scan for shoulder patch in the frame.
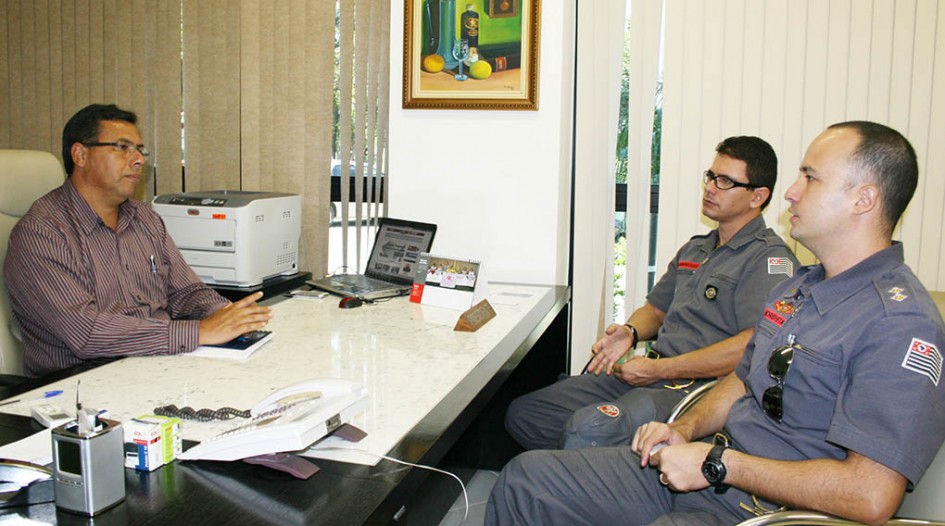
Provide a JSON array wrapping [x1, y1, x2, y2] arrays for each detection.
[[901, 338, 942, 386], [767, 257, 794, 277]]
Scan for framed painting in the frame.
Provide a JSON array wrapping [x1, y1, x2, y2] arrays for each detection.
[[403, 0, 541, 110]]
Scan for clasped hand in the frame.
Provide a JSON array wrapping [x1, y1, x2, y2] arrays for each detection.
[[631, 421, 712, 492], [198, 292, 273, 345]]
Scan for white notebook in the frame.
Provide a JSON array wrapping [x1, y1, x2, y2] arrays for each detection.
[[187, 331, 274, 361]]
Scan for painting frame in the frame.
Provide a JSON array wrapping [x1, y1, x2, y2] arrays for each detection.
[[402, 0, 541, 111]]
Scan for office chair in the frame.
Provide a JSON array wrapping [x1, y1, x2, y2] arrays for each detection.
[[0, 149, 65, 380], [667, 326, 945, 525]]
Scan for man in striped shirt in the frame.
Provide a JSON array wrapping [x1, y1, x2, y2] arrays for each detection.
[[4, 104, 272, 377]]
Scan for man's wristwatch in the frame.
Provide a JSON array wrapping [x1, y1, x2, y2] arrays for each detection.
[[623, 323, 639, 349], [701, 445, 730, 494]]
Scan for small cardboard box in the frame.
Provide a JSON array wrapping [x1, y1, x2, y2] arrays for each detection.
[[123, 415, 182, 471]]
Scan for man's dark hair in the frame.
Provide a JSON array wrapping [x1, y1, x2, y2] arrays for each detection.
[[715, 136, 778, 209], [61, 104, 138, 176], [827, 121, 918, 233]]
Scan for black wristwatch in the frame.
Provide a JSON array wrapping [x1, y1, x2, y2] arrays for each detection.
[[701, 445, 730, 494], [623, 323, 639, 349]]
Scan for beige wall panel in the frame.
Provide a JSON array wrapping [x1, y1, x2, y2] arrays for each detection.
[[302, 0, 334, 278], [845, 0, 871, 117], [823, 0, 851, 126], [239, 0, 261, 190], [181, 0, 201, 190], [776, 1, 811, 260], [271, 2, 290, 193], [33, 1, 53, 152], [572, 0, 624, 361], [623, 0, 662, 313], [10, 0, 27, 147], [88, 1, 104, 102], [0, 1, 8, 146], [47, 1, 64, 155], [757, 0, 790, 243], [907, 0, 941, 286], [654, 0, 945, 287], [929, 2, 945, 287], [74, 2, 90, 105], [739, 0, 763, 134], [866, 0, 894, 124], [60, 0, 77, 119], [152, 0, 184, 197]]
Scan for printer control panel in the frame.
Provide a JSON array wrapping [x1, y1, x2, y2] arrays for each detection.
[[164, 196, 228, 207]]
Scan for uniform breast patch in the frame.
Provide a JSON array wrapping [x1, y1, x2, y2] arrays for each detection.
[[763, 308, 786, 327], [901, 338, 943, 386]]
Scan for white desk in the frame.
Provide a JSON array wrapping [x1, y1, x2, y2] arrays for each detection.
[[0, 283, 570, 524]]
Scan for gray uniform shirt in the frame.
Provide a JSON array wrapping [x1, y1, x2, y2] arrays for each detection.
[[647, 215, 799, 358], [731, 243, 945, 486]]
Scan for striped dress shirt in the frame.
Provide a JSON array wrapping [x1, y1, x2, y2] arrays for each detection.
[[4, 180, 229, 377]]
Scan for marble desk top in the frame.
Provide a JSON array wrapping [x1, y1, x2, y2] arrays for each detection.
[[0, 283, 556, 466]]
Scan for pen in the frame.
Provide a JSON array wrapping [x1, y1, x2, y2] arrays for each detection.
[[0, 389, 65, 407], [150, 255, 157, 273]]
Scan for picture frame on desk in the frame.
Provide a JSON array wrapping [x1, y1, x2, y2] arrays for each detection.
[[402, 0, 541, 110], [410, 253, 486, 311]]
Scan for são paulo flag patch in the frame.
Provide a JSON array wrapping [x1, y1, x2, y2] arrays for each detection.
[[901, 338, 943, 386]]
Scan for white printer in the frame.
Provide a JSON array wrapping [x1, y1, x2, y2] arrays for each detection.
[[152, 191, 302, 287]]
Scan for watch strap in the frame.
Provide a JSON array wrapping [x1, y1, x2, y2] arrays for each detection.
[[704, 444, 730, 494], [623, 323, 639, 348]]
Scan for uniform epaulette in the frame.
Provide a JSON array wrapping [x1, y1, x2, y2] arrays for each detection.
[[755, 228, 789, 247], [872, 274, 918, 314]]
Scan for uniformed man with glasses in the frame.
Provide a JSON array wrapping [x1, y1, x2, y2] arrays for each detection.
[[487, 122, 945, 525], [5, 104, 272, 377], [505, 136, 799, 453]]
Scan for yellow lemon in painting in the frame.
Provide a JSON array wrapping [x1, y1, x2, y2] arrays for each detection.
[[469, 60, 492, 80], [422, 54, 445, 73]]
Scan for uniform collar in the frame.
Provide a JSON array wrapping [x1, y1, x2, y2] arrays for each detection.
[[700, 215, 768, 253], [798, 242, 905, 315], [64, 178, 138, 234]]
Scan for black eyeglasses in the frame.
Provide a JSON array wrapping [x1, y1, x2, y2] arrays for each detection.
[[703, 170, 760, 190], [762, 344, 795, 423], [83, 139, 150, 158]]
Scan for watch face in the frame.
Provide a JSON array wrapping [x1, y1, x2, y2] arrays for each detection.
[[702, 461, 723, 483]]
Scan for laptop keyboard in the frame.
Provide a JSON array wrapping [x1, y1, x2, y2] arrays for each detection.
[[331, 275, 398, 292]]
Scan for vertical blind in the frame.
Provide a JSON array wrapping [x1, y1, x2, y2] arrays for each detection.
[[623, 0, 945, 310], [336, 0, 391, 275], [180, 0, 336, 278], [1, 0, 390, 281], [0, 0, 182, 202]]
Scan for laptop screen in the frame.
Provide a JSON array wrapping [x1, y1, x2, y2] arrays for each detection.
[[364, 218, 437, 284]]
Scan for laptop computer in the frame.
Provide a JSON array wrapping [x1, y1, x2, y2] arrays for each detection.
[[307, 217, 437, 301]]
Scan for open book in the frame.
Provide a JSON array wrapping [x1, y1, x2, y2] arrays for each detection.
[[186, 331, 274, 361]]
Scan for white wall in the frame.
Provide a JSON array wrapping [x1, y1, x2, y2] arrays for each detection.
[[388, 1, 575, 288]]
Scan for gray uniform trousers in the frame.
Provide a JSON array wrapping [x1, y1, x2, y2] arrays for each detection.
[[485, 446, 744, 526], [505, 372, 689, 450]]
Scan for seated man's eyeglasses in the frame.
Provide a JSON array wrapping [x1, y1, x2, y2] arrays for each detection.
[[762, 344, 796, 423], [83, 139, 150, 158], [703, 170, 761, 190]]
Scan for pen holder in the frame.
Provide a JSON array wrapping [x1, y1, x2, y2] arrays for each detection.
[[51, 418, 126, 516]]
